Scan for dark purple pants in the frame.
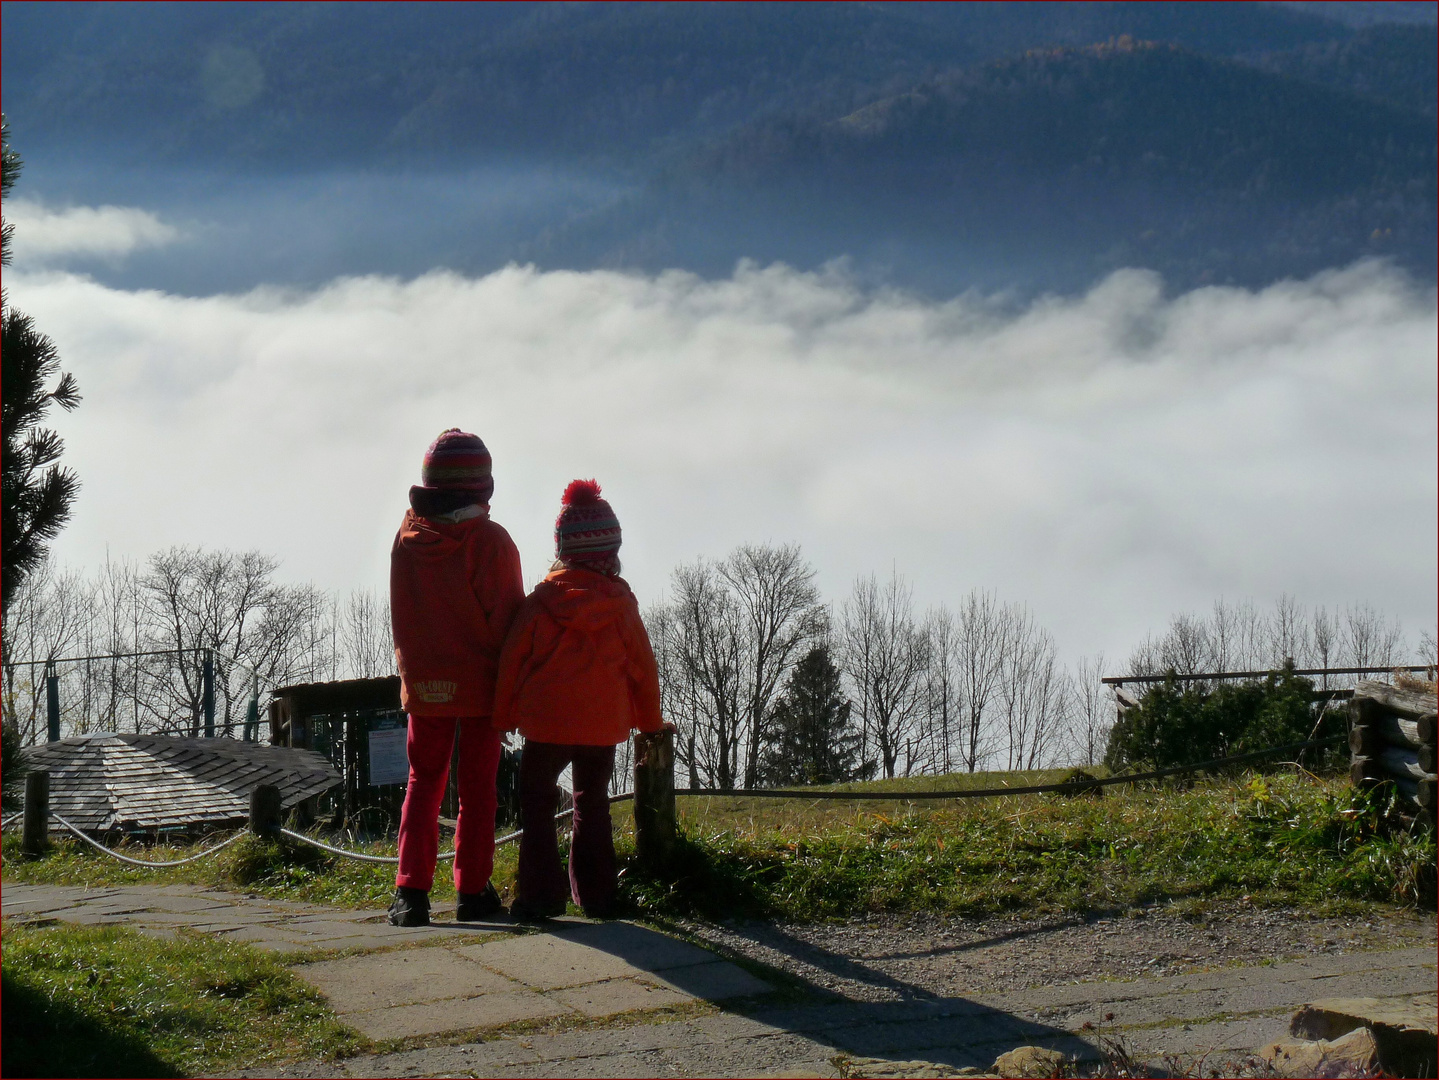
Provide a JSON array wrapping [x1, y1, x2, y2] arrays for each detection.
[[516, 741, 617, 912]]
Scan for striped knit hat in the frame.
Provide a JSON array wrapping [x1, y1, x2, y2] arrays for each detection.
[[420, 429, 493, 498], [409, 429, 493, 518], [555, 479, 622, 564]]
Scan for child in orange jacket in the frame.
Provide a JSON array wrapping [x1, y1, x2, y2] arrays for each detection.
[[389, 428, 523, 926], [493, 479, 662, 919]]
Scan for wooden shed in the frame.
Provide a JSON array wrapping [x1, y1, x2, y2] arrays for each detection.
[[267, 676, 519, 830], [20, 733, 339, 838], [269, 676, 409, 827]]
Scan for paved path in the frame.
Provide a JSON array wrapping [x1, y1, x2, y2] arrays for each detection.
[[3, 882, 1434, 1078]]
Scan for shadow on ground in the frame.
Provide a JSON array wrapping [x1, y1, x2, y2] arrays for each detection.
[[1, 972, 182, 1078], [536, 917, 1093, 1073]]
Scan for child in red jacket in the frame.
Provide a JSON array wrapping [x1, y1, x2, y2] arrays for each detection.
[[389, 429, 523, 926], [493, 480, 663, 919]]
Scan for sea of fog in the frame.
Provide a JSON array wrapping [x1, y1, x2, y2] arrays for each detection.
[[4, 168, 1436, 665]]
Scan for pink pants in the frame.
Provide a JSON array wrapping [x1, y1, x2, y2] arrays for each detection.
[[395, 715, 501, 895]]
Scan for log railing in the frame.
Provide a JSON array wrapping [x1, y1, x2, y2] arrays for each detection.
[[1348, 680, 1437, 829]]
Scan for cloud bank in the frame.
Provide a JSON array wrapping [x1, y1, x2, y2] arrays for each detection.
[[4, 198, 180, 263], [6, 256, 1435, 664]]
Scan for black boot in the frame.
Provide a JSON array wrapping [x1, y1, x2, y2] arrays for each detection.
[[456, 882, 503, 921], [387, 886, 430, 927], [509, 896, 567, 922]]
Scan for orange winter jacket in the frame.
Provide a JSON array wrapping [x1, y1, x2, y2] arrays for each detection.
[[493, 566, 663, 746], [390, 509, 524, 717]]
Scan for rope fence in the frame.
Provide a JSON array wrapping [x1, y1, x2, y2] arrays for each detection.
[[277, 793, 641, 861], [277, 828, 435, 864], [49, 814, 246, 867], [7, 739, 1341, 867]]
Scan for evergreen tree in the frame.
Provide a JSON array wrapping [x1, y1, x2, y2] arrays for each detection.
[[1, 721, 25, 809], [1103, 662, 1327, 772], [758, 644, 874, 786], [2, 116, 81, 616]]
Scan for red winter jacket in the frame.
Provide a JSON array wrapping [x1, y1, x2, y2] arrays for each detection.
[[390, 509, 524, 717], [493, 566, 663, 745]]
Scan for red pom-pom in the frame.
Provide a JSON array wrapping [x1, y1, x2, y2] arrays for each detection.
[[561, 479, 602, 506]]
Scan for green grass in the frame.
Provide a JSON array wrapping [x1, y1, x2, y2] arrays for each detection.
[[0, 922, 365, 1078], [624, 770, 1436, 921], [4, 770, 1432, 923]]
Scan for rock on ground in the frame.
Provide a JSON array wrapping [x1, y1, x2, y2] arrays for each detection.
[[1259, 1026, 1382, 1078]]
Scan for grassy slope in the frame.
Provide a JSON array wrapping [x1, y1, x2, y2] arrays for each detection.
[[4, 769, 1432, 921]]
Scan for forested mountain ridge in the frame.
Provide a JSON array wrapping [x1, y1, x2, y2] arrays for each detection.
[[706, 40, 1434, 195], [0, 1, 1391, 169], [1244, 23, 1438, 116], [1, 1, 1433, 294], [537, 38, 1436, 291]]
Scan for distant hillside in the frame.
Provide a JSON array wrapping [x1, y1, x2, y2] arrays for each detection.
[[1, 2, 1433, 295], [541, 40, 1436, 292], [1245, 23, 1438, 116], [1, 1, 1356, 170], [1271, 1, 1438, 28]]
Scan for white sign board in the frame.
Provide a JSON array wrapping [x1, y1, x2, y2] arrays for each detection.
[[368, 727, 410, 787]]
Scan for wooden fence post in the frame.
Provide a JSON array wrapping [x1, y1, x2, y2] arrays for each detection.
[[633, 727, 676, 864], [249, 783, 282, 838], [202, 650, 216, 738], [22, 769, 49, 857], [44, 662, 60, 743]]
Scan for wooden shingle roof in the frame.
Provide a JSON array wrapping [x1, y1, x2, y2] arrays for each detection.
[[21, 734, 340, 835]]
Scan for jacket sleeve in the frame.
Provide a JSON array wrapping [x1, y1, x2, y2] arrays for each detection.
[[492, 601, 538, 732], [621, 599, 663, 734], [476, 529, 525, 652]]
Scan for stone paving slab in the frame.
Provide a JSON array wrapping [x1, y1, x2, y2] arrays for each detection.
[[285, 921, 774, 1040], [551, 920, 728, 971], [551, 975, 694, 1017], [457, 927, 719, 989], [302, 950, 523, 1013], [648, 959, 777, 1001], [343, 991, 570, 1040], [121, 894, 239, 913]]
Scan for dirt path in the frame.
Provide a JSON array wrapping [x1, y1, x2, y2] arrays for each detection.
[[680, 902, 1438, 1002]]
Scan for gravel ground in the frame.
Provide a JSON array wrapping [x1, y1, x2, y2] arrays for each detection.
[[681, 904, 1438, 1003]]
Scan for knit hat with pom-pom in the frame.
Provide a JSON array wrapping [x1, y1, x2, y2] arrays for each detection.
[[409, 428, 493, 517], [554, 479, 621, 563]]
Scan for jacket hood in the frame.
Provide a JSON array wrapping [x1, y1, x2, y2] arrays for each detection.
[[396, 509, 489, 558], [535, 567, 633, 630]]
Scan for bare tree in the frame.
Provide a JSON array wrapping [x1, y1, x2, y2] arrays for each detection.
[[645, 598, 703, 790], [338, 588, 395, 679], [920, 606, 962, 774], [955, 589, 1005, 773], [1417, 629, 1437, 673], [840, 573, 926, 779], [997, 607, 1063, 770], [0, 559, 94, 743], [1267, 593, 1309, 668], [1311, 605, 1340, 679], [87, 555, 144, 733], [1067, 653, 1111, 767], [1341, 603, 1405, 670], [665, 559, 746, 790], [719, 543, 826, 789], [139, 547, 336, 736]]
